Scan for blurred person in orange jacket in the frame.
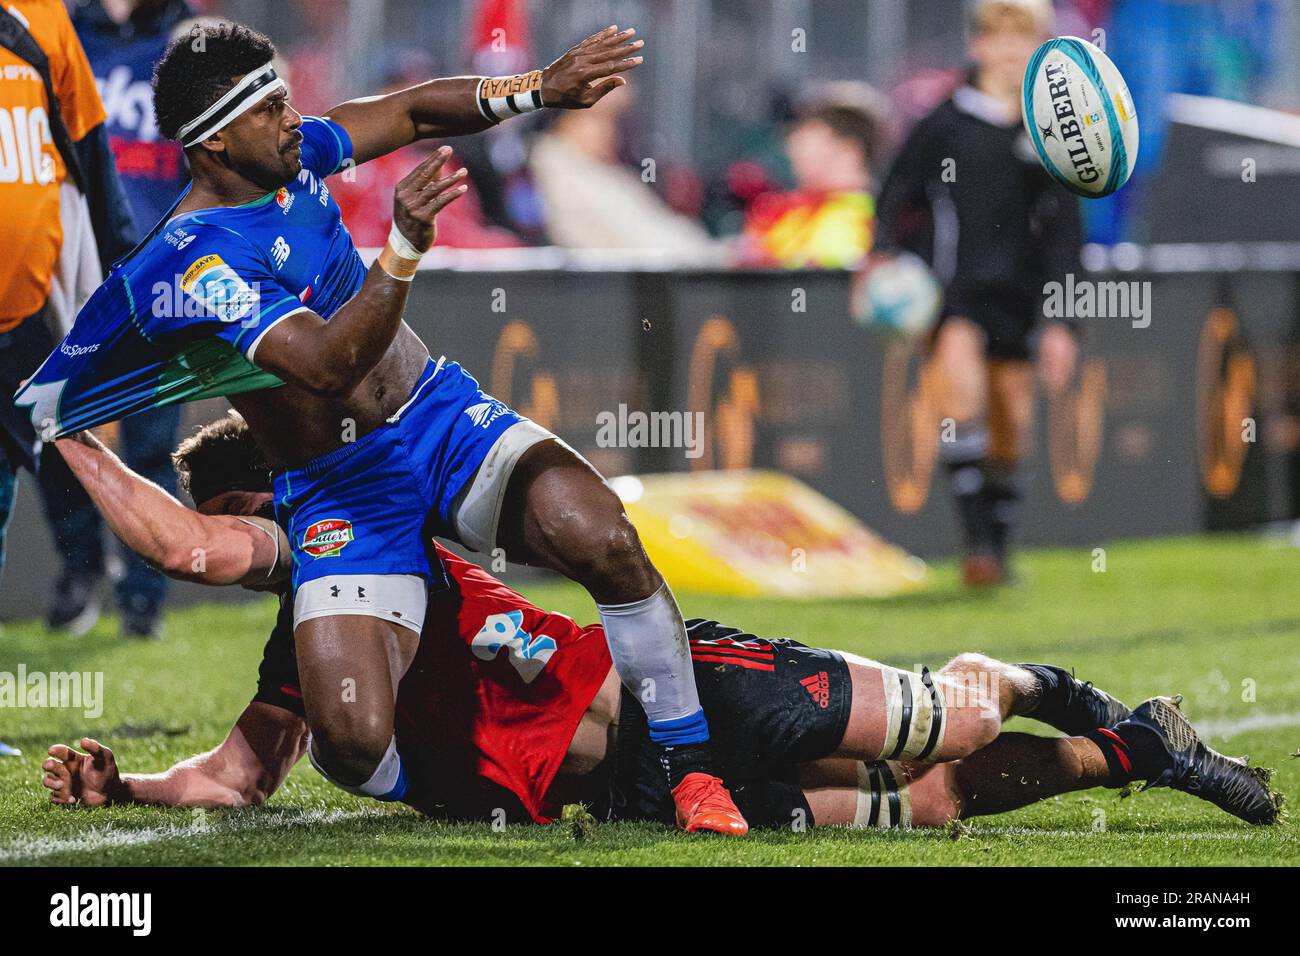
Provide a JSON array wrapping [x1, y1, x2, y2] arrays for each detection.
[[0, 0, 135, 755]]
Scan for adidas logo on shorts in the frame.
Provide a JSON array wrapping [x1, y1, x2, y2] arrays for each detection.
[[800, 671, 831, 709]]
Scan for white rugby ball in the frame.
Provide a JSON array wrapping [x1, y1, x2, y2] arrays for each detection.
[[852, 252, 941, 338], [1021, 36, 1139, 198]]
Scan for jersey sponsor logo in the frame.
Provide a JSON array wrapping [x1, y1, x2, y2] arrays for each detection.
[[271, 236, 291, 269], [180, 254, 259, 324], [275, 186, 294, 213], [301, 518, 354, 557], [471, 610, 557, 683], [164, 228, 195, 251], [59, 342, 99, 358], [800, 671, 831, 709], [464, 400, 507, 429]]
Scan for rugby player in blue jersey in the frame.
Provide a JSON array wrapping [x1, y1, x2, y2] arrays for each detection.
[[15, 22, 748, 833]]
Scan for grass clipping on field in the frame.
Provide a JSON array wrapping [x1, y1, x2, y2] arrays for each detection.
[[561, 803, 598, 841]]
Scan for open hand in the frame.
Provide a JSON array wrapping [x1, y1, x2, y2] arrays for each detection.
[[392, 146, 469, 253], [541, 26, 645, 109]]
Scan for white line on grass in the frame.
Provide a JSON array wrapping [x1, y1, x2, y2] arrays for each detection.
[[0, 807, 386, 864], [968, 826, 1297, 841], [1195, 710, 1300, 740]]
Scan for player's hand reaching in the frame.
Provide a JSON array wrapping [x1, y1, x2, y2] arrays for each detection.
[[43, 737, 124, 807], [392, 145, 469, 253], [541, 25, 645, 109]]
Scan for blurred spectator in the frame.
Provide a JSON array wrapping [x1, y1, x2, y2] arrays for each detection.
[[44, 0, 191, 641], [0, 0, 135, 751], [331, 50, 525, 249], [740, 83, 884, 269], [529, 85, 715, 252]]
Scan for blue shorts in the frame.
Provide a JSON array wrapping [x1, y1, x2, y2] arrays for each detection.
[[274, 358, 523, 590]]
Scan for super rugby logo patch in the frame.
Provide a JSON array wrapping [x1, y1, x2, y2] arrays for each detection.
[[302, 519, 354, 558], [181, 254, 259, 324]]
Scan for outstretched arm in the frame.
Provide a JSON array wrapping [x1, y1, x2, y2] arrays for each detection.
[[327, 26, 644, 166], [42, 703, 308, 808], [54, 432, 286, 587]]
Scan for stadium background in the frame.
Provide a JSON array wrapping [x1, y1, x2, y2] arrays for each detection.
[[4, 0, 1300, 616]]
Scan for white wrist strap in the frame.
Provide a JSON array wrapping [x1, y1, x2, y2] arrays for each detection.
[[387, 222, 424, 261]]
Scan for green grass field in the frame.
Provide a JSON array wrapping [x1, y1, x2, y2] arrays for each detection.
[[1, 534, 1298, 866]]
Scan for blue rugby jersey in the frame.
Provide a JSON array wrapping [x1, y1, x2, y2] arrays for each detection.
[[15, 116, 364, 438]]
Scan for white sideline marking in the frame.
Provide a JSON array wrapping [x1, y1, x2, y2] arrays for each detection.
[[971, 826, 1298, 842], [1194, 710, 1300, 740], [0, 807, 384, 864]]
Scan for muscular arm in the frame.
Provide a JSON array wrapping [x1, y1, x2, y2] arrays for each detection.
[[54, 432, 286, 587], [44, 703, 307, 809], [327, 26, 644, 166], [251, 148, 466, 397]]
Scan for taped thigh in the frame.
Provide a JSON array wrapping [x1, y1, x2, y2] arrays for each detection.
[[854, 760, 912, 829], [877, 665, 946, 761]]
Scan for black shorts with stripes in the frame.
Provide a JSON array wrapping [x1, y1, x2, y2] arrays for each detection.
[[599, 619, 852, 829]]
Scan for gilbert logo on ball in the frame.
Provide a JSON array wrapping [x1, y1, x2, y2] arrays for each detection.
[[302, 518, 354, 558], [1022, 36, 1139, 198]]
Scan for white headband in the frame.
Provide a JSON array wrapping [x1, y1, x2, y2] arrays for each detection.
[[178, 62, 286, 147]]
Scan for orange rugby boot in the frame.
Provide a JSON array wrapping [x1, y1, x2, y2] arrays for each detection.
[[671, 772, 750, 835]]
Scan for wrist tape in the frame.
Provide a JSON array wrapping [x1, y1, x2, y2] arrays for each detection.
[[476, 70, 544, 124], [377, 222, 423, 281]]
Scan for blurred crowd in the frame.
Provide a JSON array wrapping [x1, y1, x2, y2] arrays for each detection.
[[261, 0, 1284, 260], [74, 0, 1288, 264]]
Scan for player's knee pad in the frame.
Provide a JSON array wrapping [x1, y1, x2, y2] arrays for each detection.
[[450, 419, 557, 553], [877, 665, 947, 762], [293, 573, 426, 633], [854, 760, 912, 829]]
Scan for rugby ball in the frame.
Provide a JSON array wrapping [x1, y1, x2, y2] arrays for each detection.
[[1022, 36, 1139, 198], [851, 252, 941, 337]]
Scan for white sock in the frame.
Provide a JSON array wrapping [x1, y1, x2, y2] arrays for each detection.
[[308, 734, 409, 801], [597, 582, 705, 738]]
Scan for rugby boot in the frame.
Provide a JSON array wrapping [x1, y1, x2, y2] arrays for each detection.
[[1108, 696, 1281, 825], [672, 773, 750, 835]]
